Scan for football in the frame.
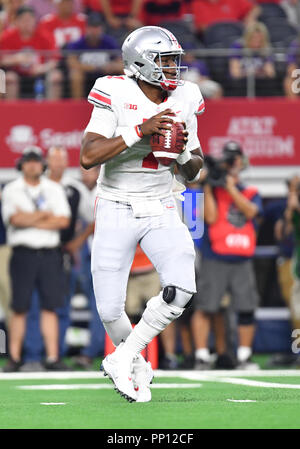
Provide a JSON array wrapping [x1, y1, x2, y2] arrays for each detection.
[[150, 115, 185, 167]]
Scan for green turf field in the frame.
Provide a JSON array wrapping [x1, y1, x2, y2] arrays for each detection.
[[1, 370, 300, 429]]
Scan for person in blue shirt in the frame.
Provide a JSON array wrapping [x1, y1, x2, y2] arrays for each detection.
[[67, 12, 123, 98]]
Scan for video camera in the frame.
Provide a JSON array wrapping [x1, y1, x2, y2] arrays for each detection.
[[204, 141, 245, 187]]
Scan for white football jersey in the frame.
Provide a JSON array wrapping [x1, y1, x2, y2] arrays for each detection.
[[84, 75, 204, 202]]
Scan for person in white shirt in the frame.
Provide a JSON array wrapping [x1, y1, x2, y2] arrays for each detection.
[[47, 146, 94, 356], [22, 145, 95, 368], [81, 26, 204, 402], [1, 146, 71, 372]]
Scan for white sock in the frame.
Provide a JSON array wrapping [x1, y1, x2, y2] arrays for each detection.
[[237, 346, 252, 363], [195, 348, 210, 362], [123, 318, 159, 358], [102, 311, 133, 346]]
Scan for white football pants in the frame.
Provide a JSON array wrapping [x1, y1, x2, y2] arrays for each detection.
[[91, 196, 196, 323]]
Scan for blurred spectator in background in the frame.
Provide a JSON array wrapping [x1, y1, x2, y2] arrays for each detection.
[[1, 146, 70, 372], [80, 165, 99, 196], [182, 52, 223, 99], [229, 22, 276, 96], [47, 146, 94, 355], [263, 175, 298, 367], [192, 142, 262, 369], [38, 0, 86, 48], [27, 0, 83, 21], [262, 178, 295, 309], [0, 0, 25, 37], [192, 0, 260, 34], [125, 245, 161, 325], [72, 165, 107, 369], [67, 12, 122, 99], [0, 6, 63, 100], [139, 0, 185, 26], [284, 37, 300, 99], [100, 0, 143, 33], [281, 0, 300, 27], [22, 146, 94, 371], [160, 179, 204, 370], [254, 0, 299, 27], [283, 175, 300, 355], [83, 0, 103, 14], [0, 187, 11, 330]]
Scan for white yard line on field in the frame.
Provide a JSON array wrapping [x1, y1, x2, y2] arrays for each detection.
[[17, 383, 203, 390], [227, 399, 257, 403], [40, 402, 66, 405], [217, 377, 300, 389], [2, 369, 300, 380], [176, 372, 300, 388]]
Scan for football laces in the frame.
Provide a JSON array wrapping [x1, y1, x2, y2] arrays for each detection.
[[164, 129, 172, 149]]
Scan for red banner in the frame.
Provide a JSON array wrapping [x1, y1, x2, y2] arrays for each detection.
[[0, 100, 91, 168], [198, 98, 299, 166], [0, 98, 299, 168]]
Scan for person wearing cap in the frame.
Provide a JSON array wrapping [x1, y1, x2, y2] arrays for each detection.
[[22, 145, 95, 368], [1, 146, 71, 372], [67, 12, 122, 98], [191, 141, 263, 370]]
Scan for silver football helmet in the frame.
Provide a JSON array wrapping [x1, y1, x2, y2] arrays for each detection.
[[122, 26, 186, 91]]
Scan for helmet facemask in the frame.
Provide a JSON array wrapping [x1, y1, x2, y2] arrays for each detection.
[[147, 51, 187, 91]]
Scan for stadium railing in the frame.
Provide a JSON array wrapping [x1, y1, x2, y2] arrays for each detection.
[[0, 47, 297, 99]]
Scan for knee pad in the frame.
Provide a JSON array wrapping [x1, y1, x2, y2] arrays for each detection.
[[238, 311, 255, 326], [162, 286, 193, 308], [142, 292, 184, 332]]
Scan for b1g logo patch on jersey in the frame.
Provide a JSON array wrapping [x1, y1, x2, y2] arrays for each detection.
[[124, 103, 138, 110]]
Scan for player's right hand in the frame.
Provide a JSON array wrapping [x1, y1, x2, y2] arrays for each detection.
[[140, 109, 174, 137]]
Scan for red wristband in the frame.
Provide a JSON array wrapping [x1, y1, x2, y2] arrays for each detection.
[[135, 124, 143, 138]]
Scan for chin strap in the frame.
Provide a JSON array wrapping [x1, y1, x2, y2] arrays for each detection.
[[160, 79, 178, 91]]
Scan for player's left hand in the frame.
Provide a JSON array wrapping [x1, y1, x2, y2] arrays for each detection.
[[179, 128, 188, 154]]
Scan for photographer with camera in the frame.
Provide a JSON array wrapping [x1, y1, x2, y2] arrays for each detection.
[[192, 141, 262, 369]]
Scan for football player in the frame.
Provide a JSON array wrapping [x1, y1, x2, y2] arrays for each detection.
[[81, 26, 204, 402]]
